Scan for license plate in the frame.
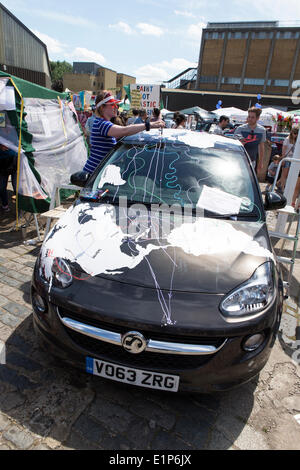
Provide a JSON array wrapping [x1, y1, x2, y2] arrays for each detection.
[[86, 357, 179, 392]]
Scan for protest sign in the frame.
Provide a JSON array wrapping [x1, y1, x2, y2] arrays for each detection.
[[130, 84, 160, 117]]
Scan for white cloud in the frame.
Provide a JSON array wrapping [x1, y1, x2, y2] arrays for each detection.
[[187, 21, 206, 42], [31, 30, 67, 54], [174, 10, 196, 18], [109, 21, 134, 35], [136, 23, 164, 37], [68, 47, 106, 65], [32, 10, 96, 27], [134, 58, 197, 84]]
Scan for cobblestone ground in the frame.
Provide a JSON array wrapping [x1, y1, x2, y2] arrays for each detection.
[[0, 195, 300, 450]]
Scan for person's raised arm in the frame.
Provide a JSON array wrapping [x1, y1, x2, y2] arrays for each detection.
[[107, 120, 165, 139]]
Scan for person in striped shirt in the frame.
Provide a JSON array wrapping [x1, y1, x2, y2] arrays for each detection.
[[83, 90, 165, 174]]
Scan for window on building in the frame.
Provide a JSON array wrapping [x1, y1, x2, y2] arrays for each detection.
[[244, 78, 265, 85], [252, 31, 273, 39], [198, 75, 218, 83], [222, 77, 240, 84], [228, 31, 248, 39], [276, 31, 294, 39], [274, 79, 289, 87], [204, 32, 224, 39]]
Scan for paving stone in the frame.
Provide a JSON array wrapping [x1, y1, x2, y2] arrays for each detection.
[[88, 398, 135, 434], [206, 429, 233, 450], [2, 302, 31, 318], [0, 266, 7, 274], [129, 398, 176, 431], [3, 426, 35, 450], [73, 413, 111, 445], [2, 261, 26, 272], [0, 277, 22, 289], [0, 391, 26, 412], [0, 310, 22, 328], [65, 431, 101, 450], [29, 410, 55, 437], [31, 443, 51, 450], [174, 414, 213, 448], [0, 413, 11, 431], [0, 284, 16, 296], [0, 366, 39, 391], [0, 250, 19, 260], [151, 430, 193, 450], [0, 295, 9, 307], [6, 333, 35, 356], [6, 351, 42, 373], [0, 257, 6, 264], [0, 444, 11, 450], [0, 323, 12, 342], [127, 417, 157, 449], [6, 270, 32, 283]]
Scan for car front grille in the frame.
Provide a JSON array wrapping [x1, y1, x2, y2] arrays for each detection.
[[57, 306, 226, 371]]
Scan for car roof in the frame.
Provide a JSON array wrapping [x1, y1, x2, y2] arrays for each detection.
[[123, 129, 244, 151]]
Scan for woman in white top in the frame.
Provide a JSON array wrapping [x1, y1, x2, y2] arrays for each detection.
[[174, 114, 187, 129], [277, 127, 299, 190]]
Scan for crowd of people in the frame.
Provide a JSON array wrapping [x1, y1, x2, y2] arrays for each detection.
[[1, 89, 300, 213]]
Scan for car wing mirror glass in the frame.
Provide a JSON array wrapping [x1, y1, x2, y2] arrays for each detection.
[[264, 191, 287, 211], [70, 171, 90, 187]]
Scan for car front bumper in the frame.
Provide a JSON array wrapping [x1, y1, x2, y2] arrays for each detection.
[[31, 266, 282, 393]]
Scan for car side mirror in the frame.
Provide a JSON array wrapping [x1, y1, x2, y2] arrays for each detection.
[[264, 191, 287, 211], [70, 171, 90, 187]]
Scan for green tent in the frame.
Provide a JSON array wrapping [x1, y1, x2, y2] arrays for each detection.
[[0, 71, 88, 215]]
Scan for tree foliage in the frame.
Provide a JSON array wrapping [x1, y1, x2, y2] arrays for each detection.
[[50, 61, 72, 82]]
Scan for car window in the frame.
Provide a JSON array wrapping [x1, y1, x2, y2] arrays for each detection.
[[90, 142, 260, 215]]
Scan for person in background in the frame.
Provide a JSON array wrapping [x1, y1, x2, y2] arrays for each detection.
[[126, 109, 139, 125], [0, 144, 17, 212], [134, 109, 148, 124], [174, 114, 186, 129], [120, 112, 128, 126], [111, 112, 125, 126], [84, 106, 96, 145], [276, 127, 299, 191], [266, 154, 281, 190], [209, 115, 230, 135], [83, 90, 165, 175], [234, 107, 266, 172], [150, 108, 161, 122], [171, 111, 180, 129]]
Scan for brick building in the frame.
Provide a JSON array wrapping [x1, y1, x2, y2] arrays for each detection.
[[196, 21, 300, 97], [63, 62, 135, 97]]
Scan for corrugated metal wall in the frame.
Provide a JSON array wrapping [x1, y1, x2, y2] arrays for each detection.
[[0, 6, 50, 79]]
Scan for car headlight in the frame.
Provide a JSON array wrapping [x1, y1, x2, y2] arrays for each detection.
[[220, 262, 275, 321], [51, 258, 73, 288]]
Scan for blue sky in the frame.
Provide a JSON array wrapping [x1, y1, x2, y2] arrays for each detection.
[[3, 0, 300, 84]]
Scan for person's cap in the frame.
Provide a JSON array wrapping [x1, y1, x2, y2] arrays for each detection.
[[96, 93, 121, 108]]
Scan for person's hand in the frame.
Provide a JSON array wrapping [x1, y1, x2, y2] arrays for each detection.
[[150, 120, 165, 129]]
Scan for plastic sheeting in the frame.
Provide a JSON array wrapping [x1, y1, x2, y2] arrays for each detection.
[[0, 88, 88, 212]]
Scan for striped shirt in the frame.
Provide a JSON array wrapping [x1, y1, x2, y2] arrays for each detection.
[[83, 118, 116, 173]]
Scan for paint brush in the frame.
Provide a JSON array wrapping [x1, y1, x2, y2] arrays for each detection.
[[99, 189, 109, 198]]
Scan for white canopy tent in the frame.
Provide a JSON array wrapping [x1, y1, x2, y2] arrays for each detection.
[[212, 106, 246, 117], [160, 108, 171, 116]]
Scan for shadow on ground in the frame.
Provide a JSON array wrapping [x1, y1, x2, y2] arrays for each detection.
[[0, 311, 259, 450]]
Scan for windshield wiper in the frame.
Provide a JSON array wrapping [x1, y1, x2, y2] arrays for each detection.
[[202, 210, 259, 220]]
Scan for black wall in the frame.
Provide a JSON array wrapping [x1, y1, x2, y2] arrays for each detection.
[[162, 90, 296, 112]]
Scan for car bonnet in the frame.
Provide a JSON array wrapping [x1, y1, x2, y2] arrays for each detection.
[[39, 201, 273, 295]]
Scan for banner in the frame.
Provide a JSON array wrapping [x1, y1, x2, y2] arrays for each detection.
[[129, 84, 160, 117]]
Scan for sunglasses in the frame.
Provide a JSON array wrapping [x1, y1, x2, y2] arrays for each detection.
[[105, 103, 118, 109]]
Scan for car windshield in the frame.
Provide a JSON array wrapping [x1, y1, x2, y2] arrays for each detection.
[[88, 141, 261, 217]]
